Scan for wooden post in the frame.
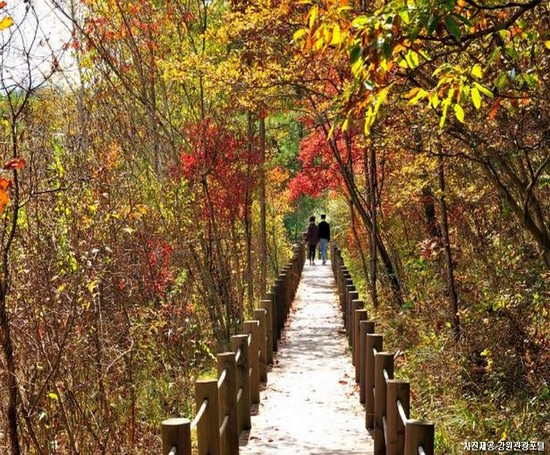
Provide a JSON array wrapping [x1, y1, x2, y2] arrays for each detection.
[[344, 283, 355, 333], [275, 278, 285, 336], [195, 379, 221, 455], [231, 334, 251, 432], [359, 320, 375, 404], [338, 267, 348, 312], [386, 379, 410, 455], [253, 309, 268, 382], [353, 307, 368, 381], [374, 352, 394, 455], [347, 290, 359, 344], [285, 270, 292, 317], [161, 418, 191, 455], [217, 352, 238, 455], [366, 334, 383, 429], [404, 420, 434, 455], [243, 321, 260, 404], [260, 299, 274, 364], [266, 291, 277, 352]]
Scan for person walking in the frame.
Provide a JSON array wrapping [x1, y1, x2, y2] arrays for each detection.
[[318, 214, 330, 265], [305, 216, 320, 265]]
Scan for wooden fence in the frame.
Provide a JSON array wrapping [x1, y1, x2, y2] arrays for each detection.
[[160, 244, 306, 455], [331, 245, 435, 455]]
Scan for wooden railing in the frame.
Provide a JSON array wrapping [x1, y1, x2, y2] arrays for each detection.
[[160, 244, 306, 455], [331, 245, 435, 455]]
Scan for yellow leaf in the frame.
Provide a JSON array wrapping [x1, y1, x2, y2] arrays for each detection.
[[545, 40, 550, 49], [330, 24, 343, 45], [341, 116, 349, 131], [409, 88, 429, 105], [471, 87, 481, 108], [454, 104, 465, 122], [471, 64, 483, 79], [0, 15, 13, 31], [293, 29, 308, 42], [405, 87, 420, 99], [308, 6, 318, 28], [392, 43, 406, 55], [429, 92, 440, 109]]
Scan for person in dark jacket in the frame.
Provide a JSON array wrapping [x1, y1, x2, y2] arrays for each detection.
[[318, 214, 330, 265], [305, 216, 319, 265]]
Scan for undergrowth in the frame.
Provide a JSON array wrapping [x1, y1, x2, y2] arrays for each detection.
[[340, 250, 550, 454]]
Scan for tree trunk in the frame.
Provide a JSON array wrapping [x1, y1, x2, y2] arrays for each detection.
[[349, 199, 370, 286], [438, 154, 460, 340], [422, 185, 442, 238], [0, 291, 21, 455], [0, 121, 24, 455], [258, 114, 267, 299], [245, 112, 255, 311], [368, 141, 379, 308], [314, 109, 404, 307]]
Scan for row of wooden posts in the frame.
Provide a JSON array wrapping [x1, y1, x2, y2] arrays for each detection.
[[160, 244, 306, 455], [331, 245, 435, 455]]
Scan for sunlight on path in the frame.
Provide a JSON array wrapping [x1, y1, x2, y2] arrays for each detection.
[[239, 261, 374, 454]]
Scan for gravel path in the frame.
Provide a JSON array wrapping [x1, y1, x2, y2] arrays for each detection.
[[239, 260, 374, 454]]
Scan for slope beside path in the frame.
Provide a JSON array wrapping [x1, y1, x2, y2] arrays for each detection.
[[239, 260, 374, 455]]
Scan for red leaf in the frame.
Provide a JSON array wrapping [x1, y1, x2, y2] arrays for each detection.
[[0, 2, 7, 9], [3, 157, 27, 170], [0, 177, 12, 191], [0, 177, 10, 214], [488, 98, 501, 120]]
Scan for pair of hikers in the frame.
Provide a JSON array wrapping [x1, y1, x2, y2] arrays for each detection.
[[305, 214, 330, 265]]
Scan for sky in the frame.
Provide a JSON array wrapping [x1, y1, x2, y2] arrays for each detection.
[[1, 0, 77, 91]]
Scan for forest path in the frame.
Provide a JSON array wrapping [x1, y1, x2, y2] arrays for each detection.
[[239, 260, 374, 454]]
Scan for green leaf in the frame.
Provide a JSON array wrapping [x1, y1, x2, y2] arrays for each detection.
[[471, 87, 481, 108], [404, 50, 419, 68], [382, 40, 392, 58], [399, 10, 410, 24], [495, 74, 507, 90], [445, 16, 461, 41], [409, 26, 421, 41], [349, 45, 361, 63], [474, 82, 493, 98], [454, 104, 465, 122], [351, 16, 369, 28], [48, 392, 59, 401], [427, 16, 440, 35]]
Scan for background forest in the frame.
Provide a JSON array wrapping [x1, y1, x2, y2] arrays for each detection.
[[0, 0, 548, 453]]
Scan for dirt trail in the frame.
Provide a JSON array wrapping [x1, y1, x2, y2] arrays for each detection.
[[239, 260, 374, 454]]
